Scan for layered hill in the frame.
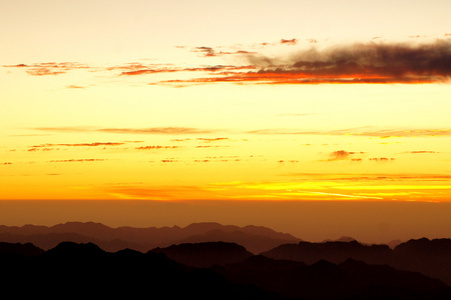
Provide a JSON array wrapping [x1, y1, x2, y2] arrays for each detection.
[[0, 221, 300, 254], [262, 238, 451, 285], [1, 241, 449, 300]]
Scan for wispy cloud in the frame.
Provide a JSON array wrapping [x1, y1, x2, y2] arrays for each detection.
[[32, 126, 217, 135], [196, 137, 229, 142], [135, 145, 182, 150], [246, 127, 451, 138], [4, 62, 90, 76], [30, 142, 126, 148], [368, 157, 396, 162], [48, 159, 106, 163]]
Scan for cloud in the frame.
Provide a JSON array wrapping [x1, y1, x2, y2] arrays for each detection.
[[49, 159, 106, 163], [195, 145, 230, 148], [196, 137, 229, 142], [246, 127, 451, 138], [191, 46, 258, 57], [329, 150, 351, 161], [30, 142, 126, 148], [160, 39, 451, 85], [281, 172, 451, 182], [280, 38, 298, 45], [66, 85, 88, 89], [135, 146, 181, 150], [32, 126, 216, 135], [118, 64, 257, 76], [323, 150, 366, 162], [4, 62, 89, 76], [401, 151, 441, 154], [369, 157, 396, 161], [98, 127, 214, 134]]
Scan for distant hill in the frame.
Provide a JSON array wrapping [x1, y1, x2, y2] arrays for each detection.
[[262, 240, 392, 265], [0, 221, 300, 254], [392, 238, 451, 285], [261, 238, 451, 285]]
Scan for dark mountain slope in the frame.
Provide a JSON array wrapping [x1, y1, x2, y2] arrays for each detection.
[[151, 241, 253, 268], [1, 241, 279, 300], [392, 238, 451, 285], [262, 240, 392, 265], [214, 256, 449, 300]]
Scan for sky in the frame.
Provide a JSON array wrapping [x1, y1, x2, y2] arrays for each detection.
[[1, 1, 451, 240]]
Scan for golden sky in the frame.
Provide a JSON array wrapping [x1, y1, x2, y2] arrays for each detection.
[[1, 0, 451, 203]]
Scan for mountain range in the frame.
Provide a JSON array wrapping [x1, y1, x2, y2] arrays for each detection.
[[1, 222, 451, 288], [1, 240, 450, 299], [0, 221, 300, 254]]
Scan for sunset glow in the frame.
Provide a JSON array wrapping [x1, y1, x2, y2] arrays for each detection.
[[1, 0, 451, 205]]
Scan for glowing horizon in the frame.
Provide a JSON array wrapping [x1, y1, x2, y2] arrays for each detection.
[[1, 0, 451, 202]]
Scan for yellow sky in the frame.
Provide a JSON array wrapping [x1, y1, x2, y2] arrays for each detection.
[[1, 0, 451, 203]]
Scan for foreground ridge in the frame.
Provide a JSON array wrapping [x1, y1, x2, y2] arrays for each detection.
[[0, 241, 450, 299]]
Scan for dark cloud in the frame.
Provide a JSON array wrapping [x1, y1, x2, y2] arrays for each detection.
[[162, 40, 451, 85]]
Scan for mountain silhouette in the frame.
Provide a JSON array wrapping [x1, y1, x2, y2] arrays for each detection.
[[262, 240, 392, 265], [1, 240, 450, 299], [0, 241, 278, 299], [0, 221, 299, 253], [0, 241, 44, 257], [261, 238, 451, 286], [213, 254, 449, 299], [392, 238, 451, 285], [151, 241, 253, 268]]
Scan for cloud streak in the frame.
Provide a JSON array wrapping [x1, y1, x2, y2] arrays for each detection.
[[247, 127, 451, 138], [32, 126, 216, 135], [160, 40, 451, 85], [4, 62, 89, 76]]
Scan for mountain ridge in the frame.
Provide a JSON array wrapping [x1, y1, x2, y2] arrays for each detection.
[[0, 221, 301, 254]]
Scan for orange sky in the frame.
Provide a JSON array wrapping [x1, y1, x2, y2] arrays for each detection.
[[1, 1, 451, 239]]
